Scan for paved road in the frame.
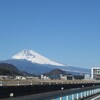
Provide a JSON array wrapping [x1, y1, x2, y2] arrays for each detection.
[[83, 94, 100, 100]]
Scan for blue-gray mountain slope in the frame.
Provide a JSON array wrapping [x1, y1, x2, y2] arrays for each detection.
[[2, 59, 90, 75]]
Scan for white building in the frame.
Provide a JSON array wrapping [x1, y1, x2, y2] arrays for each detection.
[[41, 75, 50, 80], [60, 74, 74, 80], [60, 75, 67, 80], [15, 76, 26, 80], [84, 74, 91, 80], [0, 75, 13, 79], [91, 67, 100, 80]]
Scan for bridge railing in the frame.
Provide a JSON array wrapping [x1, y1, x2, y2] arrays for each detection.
[[0, 79, 94, 86], [52, 88, 100, 100]]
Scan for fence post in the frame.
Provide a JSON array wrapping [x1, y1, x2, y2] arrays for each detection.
[[0, 81, 2, 86], [76, 93, 79, 100], [17, 81, 19, 86], [66, 96, 68, 100], [60, 97, 62, 100], [81, 92, 83, 99], [72, 94, 74, 100]]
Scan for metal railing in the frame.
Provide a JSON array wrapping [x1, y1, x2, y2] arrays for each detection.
[[53, 88, 100, 100]]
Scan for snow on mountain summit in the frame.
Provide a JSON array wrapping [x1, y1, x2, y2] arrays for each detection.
[[12, 50, 65, 66]]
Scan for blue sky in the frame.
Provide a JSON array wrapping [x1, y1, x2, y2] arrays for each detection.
[[0, 0, 100, 68]]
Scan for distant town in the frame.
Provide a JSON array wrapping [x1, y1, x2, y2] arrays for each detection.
[[0, 65, 99, 86]]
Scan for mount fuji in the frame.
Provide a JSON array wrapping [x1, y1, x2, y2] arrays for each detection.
[[12, 50, 65, 66], [1, 50, 90, 74]]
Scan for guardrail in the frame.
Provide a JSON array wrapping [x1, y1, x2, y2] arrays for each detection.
[[0, 79, 94, 86], [52, 87, 100, 100], [0, 80, 100, 100]]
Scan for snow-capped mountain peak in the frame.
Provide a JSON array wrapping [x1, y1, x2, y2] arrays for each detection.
[[12, 50, 65, 66]]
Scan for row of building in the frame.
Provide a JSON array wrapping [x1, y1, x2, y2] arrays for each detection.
[[83, 67, 100, 80], [0, 75, 38, 80], [39, 67, 100, 80], [0, 67, 99, 80]]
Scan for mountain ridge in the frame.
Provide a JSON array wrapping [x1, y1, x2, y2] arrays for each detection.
[[1, 49, 90, 74], [0, 63, 23, 76]]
